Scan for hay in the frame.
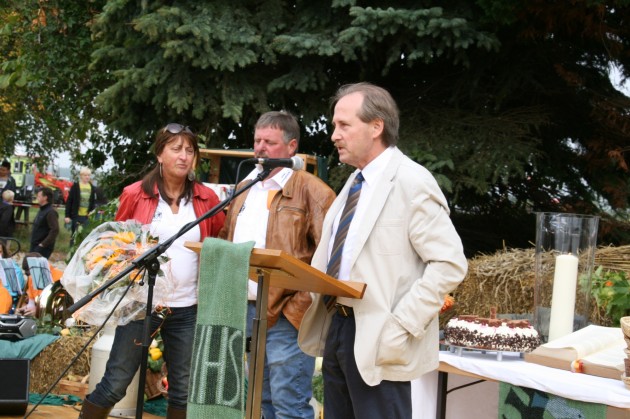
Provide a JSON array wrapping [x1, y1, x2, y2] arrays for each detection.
[[450, 248, 536, 321], [30, 334, 95, 394], [444, 245, 630, 328], [594, 244, 630, 272]]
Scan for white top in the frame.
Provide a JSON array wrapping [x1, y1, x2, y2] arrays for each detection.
[[329, 146, 394, 281], [233, 167, 293, 300], [150, 196, 201, 307]]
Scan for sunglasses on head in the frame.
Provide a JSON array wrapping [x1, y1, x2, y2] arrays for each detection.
[[163, 123, 193, 135]]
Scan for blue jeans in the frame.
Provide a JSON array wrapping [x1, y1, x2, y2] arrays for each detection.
[[88, 305, 197, 410], [247, 302, 315, 419]]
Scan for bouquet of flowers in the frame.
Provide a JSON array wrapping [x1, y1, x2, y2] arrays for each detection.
[[61, 220, 170, 326]]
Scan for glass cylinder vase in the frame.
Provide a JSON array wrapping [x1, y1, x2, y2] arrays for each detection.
[[534, 212, 599, 343]]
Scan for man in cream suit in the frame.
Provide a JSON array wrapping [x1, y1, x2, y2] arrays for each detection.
[[298, 82, 468, 418]]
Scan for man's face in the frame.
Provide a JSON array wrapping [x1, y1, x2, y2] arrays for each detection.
[[331, 92, 383, 170], [253, 126, 297, 159], [0, 166, 8, 178], [36, 191, 47, 206]]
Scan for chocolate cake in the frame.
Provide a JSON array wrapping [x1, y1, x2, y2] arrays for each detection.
[[444, 314, 541, 353]]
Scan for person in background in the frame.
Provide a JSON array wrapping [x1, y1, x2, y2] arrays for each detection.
[[0, 240, 26, 314], [80, 123, 225, 419], [15, 251, 62, 317], [29, 187, 59, 259], [298, 83, 468, 418], [0, 190, 16, 237], [0, 160, 16, 195], [219, 111, 336, 419], [64, 167, 97, 246], [0, 283, 11, 314]]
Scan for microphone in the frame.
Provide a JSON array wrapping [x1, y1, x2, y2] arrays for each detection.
[[249, 156, 305, 170]]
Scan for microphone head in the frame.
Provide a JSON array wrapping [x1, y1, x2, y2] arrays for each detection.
[[291, 155, 305, 170]]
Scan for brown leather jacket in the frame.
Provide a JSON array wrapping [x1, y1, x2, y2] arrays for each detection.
[[219, 170, 336, 329]]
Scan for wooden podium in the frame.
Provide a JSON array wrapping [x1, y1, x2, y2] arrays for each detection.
[[185, 242, 366, 419]]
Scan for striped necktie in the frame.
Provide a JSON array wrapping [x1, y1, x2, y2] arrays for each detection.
[[324, 172, 364, 309]]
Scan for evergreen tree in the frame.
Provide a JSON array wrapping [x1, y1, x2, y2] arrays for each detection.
[[2, 1, 629, 253]]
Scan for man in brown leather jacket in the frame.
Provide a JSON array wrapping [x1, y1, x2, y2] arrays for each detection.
[[219, 111, 335, 418]]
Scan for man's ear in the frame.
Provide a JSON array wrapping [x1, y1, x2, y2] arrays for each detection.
[[371, 119, 384, 140], [288, 138, 298, 155]]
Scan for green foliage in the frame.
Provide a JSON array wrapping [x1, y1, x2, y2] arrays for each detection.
[[406, 149, 454, 193], [3, 0, 630, 254], [584, 266, 630, 326], [312, 374, 324, 404], [0, 1, 114, 165], [36, 313, 63, 335]]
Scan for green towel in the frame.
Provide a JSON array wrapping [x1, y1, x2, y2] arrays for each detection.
[[29, 393, 82, 405], [0, 334, 60, 359], [187, 237, 254, 419]]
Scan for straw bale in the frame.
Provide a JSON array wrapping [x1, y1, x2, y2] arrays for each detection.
[[448, 248, 536, 321], [442, 245, 630, 328], [30, 335, 95, 394], [594, 244, 630, 272]]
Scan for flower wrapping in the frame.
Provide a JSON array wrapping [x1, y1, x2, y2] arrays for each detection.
[[61, 220, 170, 326]]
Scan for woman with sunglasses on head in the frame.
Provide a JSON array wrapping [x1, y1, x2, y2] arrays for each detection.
[[80, 123, 225, 419]]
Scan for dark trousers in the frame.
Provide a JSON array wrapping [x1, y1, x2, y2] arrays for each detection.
[[322, 313, 412, 419], [30, 244, 52, 259], [70, 215, 88, 246]]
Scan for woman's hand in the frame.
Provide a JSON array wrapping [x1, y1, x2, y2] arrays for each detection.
[[17, 301, 37, 317]]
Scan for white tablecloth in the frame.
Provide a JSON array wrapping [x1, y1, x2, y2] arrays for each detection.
[[439, 350, 630, 409]]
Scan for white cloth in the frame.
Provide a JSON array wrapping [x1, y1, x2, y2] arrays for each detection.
[[151, 196, 200, 307], [439, 350, 630, 408], [411, 373, 438, 419]]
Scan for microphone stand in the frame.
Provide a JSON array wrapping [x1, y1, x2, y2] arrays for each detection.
[[67, 168, 272, 419]]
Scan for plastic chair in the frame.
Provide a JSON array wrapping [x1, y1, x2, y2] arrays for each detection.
[[26, 257, 53, 290]]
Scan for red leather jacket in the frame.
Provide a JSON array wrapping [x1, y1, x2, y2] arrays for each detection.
[[219, 170, 335, 329], [116, 181, 225, 238]]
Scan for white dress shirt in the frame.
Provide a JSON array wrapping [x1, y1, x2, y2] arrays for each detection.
[[328, 146, 395, 281], [233, 167, 293, 299]]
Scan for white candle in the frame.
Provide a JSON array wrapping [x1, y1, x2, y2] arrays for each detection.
[[548, 254, 579, 341]]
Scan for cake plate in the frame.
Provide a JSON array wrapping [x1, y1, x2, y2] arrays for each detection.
[[444, 342, 525, 361]]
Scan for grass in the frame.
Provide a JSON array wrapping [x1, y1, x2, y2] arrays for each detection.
[[12, 208, 72, 263]]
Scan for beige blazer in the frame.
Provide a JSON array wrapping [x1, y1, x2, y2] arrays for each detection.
[[298, 147, 468, 386]]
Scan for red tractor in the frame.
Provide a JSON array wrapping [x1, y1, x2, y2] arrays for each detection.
[[33, 165, 73, 204]]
